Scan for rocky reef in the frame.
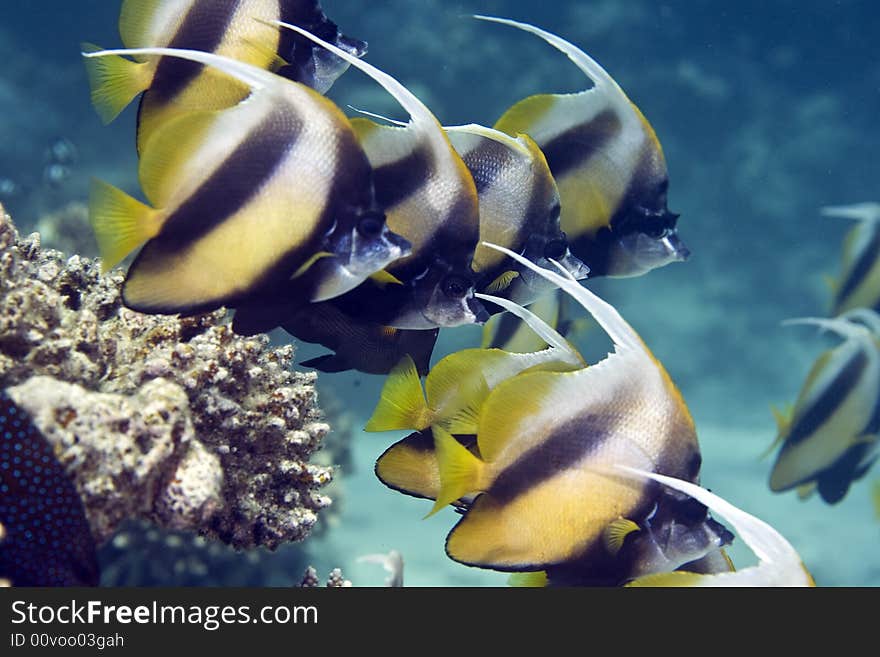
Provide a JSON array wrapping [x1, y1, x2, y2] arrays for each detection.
[[0, 204, 334, 551]]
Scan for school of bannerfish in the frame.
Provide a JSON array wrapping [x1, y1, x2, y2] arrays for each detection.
[[65, 0, 828, 586]]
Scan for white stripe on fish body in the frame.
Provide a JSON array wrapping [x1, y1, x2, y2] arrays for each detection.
[[834, 219, 880, 313]]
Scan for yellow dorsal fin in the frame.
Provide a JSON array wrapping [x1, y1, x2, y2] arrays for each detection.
[[508, 571, 548, 587], [428, 427, 486, 517], [370, 269, 405, 287], [483, 270, 520, 294], [603, 518, 640, 556], [494, 93, 558, 136], [365, 355, 430, 432], [625, 571, 707, 587], [82, 43, 152, 124], [88, 178, 161, 272], [119, 0, 166, 48]]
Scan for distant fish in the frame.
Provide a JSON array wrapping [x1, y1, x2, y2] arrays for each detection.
[[84, 0, 365, 151], [620, 467, 814, 587], [84, 46, 408, 314], [768, 314, 880, 504], [822, 203, 880, 316], [485, 16, 689, 278], [0, 390, 99, 586], [428, 244, 706, 572], [356, 550, 404, 587], [445, 124, 589, 305], [366, 290, 584, 436]]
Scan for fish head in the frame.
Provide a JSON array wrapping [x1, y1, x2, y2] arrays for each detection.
[[621, 490, 734, 579], [505, 230, 589, 305], [604, 205, 689, 278], [278, 3, 368, 94], [313, 208, 411, 302], [394, 259, 489, 329]]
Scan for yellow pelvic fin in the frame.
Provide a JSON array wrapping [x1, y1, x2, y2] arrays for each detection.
[[603, 518, 640, 556], [370, 269, 405, 287], [760, 404, 793, 459], [364, 355, 430, 432], [484, 270, 520, 294], [88, 178, 160, 272], [428, 427, 486, 517], [290, 251, 335, 280], [82, 43, 152, 124], [508, 571, 548, 587], [625, 571, 707, 587]]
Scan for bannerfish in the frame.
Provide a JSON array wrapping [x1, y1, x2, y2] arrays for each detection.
[[84, 0, 366, 151], [431, 244, 704, 572], [280, 302, 439, 375], [85, 46, 409, 314], [445, 124, 589, 305], [621, 468, 814, 587], [485, 16, 689, 278], [366, 291, 585, 436], [481, 288, 592, 354], [0, 391, 100, 587], [822, 203, 880, 316], [768, 314, 880, 504]]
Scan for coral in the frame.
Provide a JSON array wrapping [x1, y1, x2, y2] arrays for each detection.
[[0, 204, 334, 550], [299, 566, 351, 587], [34, 201, 96, 258]]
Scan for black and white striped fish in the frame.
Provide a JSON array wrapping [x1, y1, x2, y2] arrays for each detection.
[[84, 0, 365, 152], [822, 203, 880, 316], [769, 312, 880, 504], [485, 16, 689, 278], [85, 46, 409, 314], [445, 124, 589, 305]]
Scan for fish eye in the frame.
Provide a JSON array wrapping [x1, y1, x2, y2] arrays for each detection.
[[442, 275, 471, 299], [644, 225, 669, 239], [356, 213, 385, 238], [544, 238, 567, 260]]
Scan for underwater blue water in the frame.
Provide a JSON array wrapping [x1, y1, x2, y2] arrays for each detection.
[[1, 0, 878, 586]]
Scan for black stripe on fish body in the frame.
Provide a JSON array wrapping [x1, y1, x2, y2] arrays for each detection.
[[372, 146, 434, 212], [0, 391, 99, 586], [539, 110, 621, 181], [816, 441, 876, 504], [277, 0, 324, 66], [836, 223, 880, 312], [785, 348, 868, 448], [487, 413, 621, 505], [149, 0, 242, 104], [152, 105, 300, 243], [487, 306, 529, 347]]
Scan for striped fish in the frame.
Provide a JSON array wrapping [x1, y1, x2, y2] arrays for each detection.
[[769, 314, 880, 504], [365, 291, 585, 437], [485, 16, 689, 278], [430, 244, 703, 571], [445, 124, 589, 305], [822, 203, 880, 316], [622, 468, 814, 587], [85, 46, 409, 314], [0, 390, 99, 586], [84, 0, 365, 151]]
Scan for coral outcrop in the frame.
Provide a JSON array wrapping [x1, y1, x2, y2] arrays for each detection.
[[0, 204, 333, 550]]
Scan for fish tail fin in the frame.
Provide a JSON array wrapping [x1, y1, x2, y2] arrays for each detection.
[[364, 355, 429, 432], [300, 354, 351, 373], [89, 178, 160, 272], [81, 43, 151, 124], [507, 571, 549, 587], [427, 427, 485, 517]]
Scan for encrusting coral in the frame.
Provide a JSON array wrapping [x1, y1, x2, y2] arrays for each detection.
[[0, 204, 333, 550]]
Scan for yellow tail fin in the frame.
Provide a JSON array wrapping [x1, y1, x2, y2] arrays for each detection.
[[428, 427, 485, 517], [82, 43, 151, 124], [365, 355, 430, 432], [89, 179, 159, 272], [507, 571, 548, 587]]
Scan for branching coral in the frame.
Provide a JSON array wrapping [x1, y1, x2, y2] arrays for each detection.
[[0, 204, 334, 550]]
